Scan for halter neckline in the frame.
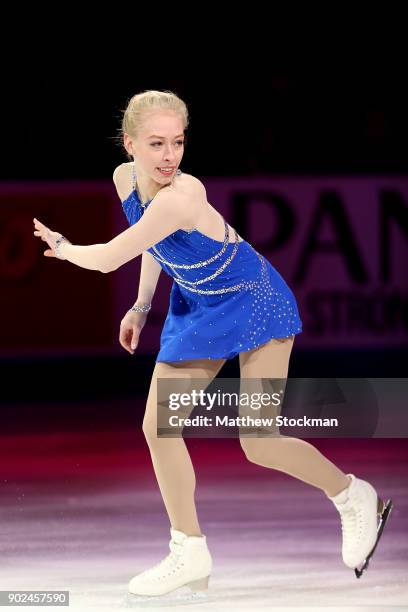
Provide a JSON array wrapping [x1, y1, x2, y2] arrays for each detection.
[[131, 166, 182, 207]]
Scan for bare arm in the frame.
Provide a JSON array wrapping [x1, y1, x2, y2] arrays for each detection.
[[135, 250, 162, 305], [58, 188, 194, 273], [55, 243, 108, 271]]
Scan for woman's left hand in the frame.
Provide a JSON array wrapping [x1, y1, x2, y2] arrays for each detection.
[[33, 217, 64, 258]]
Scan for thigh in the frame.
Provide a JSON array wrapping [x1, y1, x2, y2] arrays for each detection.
[[239, 335, 295, 378], [143, 358, 226, 439], [238, 336, 295, 447]]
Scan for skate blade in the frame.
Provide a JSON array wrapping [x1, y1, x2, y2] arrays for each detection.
[[124, 583, 210, 608], [354, 498, 393, 578]]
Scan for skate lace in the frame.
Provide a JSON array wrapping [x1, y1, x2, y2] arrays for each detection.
[[144, 540, 184, 577], [339, 500, 365, 543]]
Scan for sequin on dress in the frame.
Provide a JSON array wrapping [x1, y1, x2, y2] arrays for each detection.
[[121, 169, 303, 362]]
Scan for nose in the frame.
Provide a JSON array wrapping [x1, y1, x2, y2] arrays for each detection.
[[163, 145, 177, 161]]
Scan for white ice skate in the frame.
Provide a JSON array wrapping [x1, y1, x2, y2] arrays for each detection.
[[328, 473, 393, 578], [126, 527, 212, 605]]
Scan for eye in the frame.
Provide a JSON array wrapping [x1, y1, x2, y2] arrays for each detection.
[[151, 140, 185, 147]]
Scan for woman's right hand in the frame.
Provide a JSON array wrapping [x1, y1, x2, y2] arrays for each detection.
[[119, 309, 148, 354]]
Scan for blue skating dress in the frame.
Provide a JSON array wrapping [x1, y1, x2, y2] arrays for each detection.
[[121, 170, 303, 363]]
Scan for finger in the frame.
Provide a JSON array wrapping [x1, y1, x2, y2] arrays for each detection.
[[119, 330, 134, 354], [131, 330, 139, 350], [128, 331, 137, 352], [119, 339, 131, 353], [129, 336, 137, 352], [120, 327, 131, 341], [33, 226, 45, 237], [119, 334, 131, 351]]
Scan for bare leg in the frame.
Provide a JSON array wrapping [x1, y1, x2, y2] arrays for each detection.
[[239, 336, 351, 497], [142, 357, 226, 536]]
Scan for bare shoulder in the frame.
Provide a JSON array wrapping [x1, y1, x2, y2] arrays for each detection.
[[159, 171, 207, 204], [158, 172, 207, 226], [112, 164, 206, 204], [112, 162, 133, 202], [178, 172, 207, 198]]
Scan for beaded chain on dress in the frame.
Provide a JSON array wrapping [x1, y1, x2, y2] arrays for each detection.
[[121, 165, 303, 361], [130, 166, 270, 295]]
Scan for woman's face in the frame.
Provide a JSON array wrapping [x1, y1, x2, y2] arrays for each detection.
[[125, 110, 185, 183]]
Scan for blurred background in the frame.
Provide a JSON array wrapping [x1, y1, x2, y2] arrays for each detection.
[[2, 59, 407, 399], [1, 35, 407, 606]]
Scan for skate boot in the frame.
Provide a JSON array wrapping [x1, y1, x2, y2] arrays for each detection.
[[126, 527, 212, 604], [328, 473, 393, 578]]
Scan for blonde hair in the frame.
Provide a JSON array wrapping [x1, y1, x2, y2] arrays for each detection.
[[119, 89, 189, 158]]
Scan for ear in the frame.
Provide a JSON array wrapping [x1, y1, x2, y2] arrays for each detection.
[[123, 133, 134, 156]]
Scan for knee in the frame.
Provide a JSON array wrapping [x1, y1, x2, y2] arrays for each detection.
[[239, 438, 261, 463], [142, 419, 158, 445], [142, 394, 169, 443], [239, 436, 283, 467]]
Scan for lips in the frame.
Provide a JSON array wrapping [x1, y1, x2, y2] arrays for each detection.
[[158, 167, 175, 175]]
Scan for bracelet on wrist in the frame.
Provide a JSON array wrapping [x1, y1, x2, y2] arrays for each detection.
[[130, 303, 151, 313], [55, 234, 72, 260]]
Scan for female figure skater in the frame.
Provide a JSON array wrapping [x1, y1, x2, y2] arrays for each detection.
[[33, 90, 392, 602]]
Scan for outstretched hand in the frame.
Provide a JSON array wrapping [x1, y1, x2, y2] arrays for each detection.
[[33, 218, 64, 259]]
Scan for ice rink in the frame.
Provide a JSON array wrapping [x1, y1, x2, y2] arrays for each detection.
[[1, 405, 407, 611]]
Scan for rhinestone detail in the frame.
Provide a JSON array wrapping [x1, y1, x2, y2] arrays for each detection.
[[173, 251, 269, 295], [151, 220, 232, 269], [165, 229, 240, 287], [131, 168, 271, 295]]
